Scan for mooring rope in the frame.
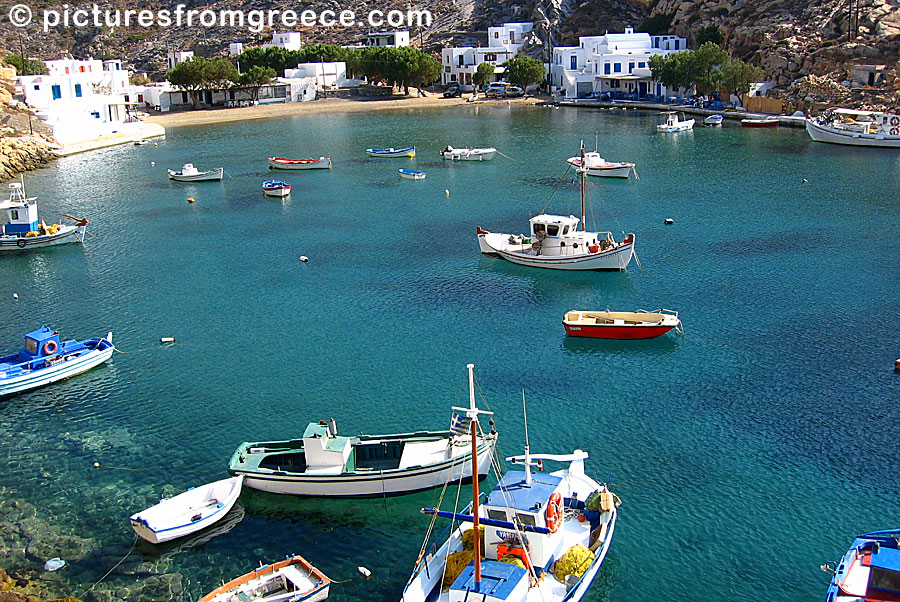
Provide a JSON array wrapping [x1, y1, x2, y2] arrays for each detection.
[[495, 150, 518, 162], [78, 536, 138, 599]]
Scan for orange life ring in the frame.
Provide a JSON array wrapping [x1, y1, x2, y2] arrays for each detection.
[[43, 340, 58, 355], [545, 492, 562, 532]]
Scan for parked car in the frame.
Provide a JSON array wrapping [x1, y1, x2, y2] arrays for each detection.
[[485, 83, 508, 98], [505, 85, 525, 97], [443, 83, 462, 98]]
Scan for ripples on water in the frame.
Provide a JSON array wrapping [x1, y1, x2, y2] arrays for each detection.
[[0, 107, 898, 601]]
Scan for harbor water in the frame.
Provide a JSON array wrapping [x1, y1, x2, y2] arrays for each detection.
[[1, 104, 899, 601]]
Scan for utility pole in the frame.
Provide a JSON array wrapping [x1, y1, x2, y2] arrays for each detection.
[[17, 30, 34, 135]]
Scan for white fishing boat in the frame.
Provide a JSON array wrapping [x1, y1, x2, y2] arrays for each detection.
[[262, 180, 292, 198], [402, 364, 620, 602], [566, 152, 635, 178], [399, 169, 427, 180], [0, 183, 87, 251], [168, 164, 224, 182], [129, 476, 244, 544], [228, 400, 498, 497], [198, 554, 331, 602], [657, 111, 694, 132], [477, 142, 635, 271], [366, 147, 416, 158], [440, 146, 497, 161], [0, 327, 114, 397], [268, 157, 332, 170], [704, 114, 723, 126], [806, 109, 900, 148]]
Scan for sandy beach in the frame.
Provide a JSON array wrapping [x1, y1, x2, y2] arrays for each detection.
[[147, 94, 545, 128]]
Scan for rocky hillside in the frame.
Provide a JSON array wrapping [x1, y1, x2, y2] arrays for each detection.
[[0, 57, 56, 181]]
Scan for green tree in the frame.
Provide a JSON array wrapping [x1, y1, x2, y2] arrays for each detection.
[[205, 58, 239, 90], [297, 44, 348, 64], [696, 25, 723, 47], [238, 65, 277, 101], [236, 46, 302, 76], [168, 56, 210, 109], [721, 59, 764, 99], [649, 43, 764, 98], [693, 41, 730, 92], [4, 54, 47, 75], [502, 56, 545, 88], [474, 62, 495, 87]]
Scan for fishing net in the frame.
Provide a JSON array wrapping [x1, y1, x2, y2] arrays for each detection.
[[553, 545, 594, 581], [498, 555, 527, 570], [442, 550, 474, 587], [461, 526, 485, 554]]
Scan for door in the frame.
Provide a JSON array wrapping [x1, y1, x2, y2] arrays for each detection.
[[639, 82, 647, 98]]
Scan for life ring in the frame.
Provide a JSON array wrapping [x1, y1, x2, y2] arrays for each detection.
[[42, 340, 58, 355], [16, 239, 26, 248], [545, 492, 562, 533], [891, 128, 899, 136], [890, 116, 899, 127]]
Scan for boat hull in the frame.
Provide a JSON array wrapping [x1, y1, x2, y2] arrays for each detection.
[[806, 119, 900, 147], [198, 555, 330, 602], [479, 231, 635, 271], [231, 438, 496, 497], [366, 147, 416, 158], [0, 225, 85, 251], [399, 169, 426, 180], [263, 187, 291, 197], [741, 119, 778, 127], [440, 149, 496, 161], [168, 168, 224, 182], [582, 165, 633, 178], [657, 120, 694, 132], [129, 476, 243, 544], [0, 337, 113, 396], [563, 323, 675, 339], [268, 158, 332, 170]]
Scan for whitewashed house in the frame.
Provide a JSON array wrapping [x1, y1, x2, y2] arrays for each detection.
[[285, 62, 348, 89], [166, 51, 194, 70], [364, 31, 410, 47], [486, 22, 533, 55], [440, 21, 531, 90], [551, 27, 688, 100], [229, 43, 244, 56], [263, 32, 302, 51]]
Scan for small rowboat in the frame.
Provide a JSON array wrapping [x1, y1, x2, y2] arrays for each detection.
[[399, 169, 426, 180], [129, 476, 244, 544], [262, 180, 292, 197], [741, 117, 778, 127], [366, 146, 416, 158], [198, 554, 331, 602], [167, 164, 223, 182], [0, 327, 114, 396], [562, 309, 683, 339], [440, 146, 497, 161], [704, 114, 723, 126], [268, 157, 332, 170]]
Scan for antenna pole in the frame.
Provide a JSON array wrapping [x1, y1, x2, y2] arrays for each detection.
[[580, 140, 586, 231]]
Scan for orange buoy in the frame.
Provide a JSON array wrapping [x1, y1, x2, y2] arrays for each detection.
[[187, 197, 196, 203]]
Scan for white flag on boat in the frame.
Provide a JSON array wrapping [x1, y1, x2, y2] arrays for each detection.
[[449, 411, 472, 436]]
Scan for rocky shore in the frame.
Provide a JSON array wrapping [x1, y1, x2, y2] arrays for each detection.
[[0, 59, 57, 182]]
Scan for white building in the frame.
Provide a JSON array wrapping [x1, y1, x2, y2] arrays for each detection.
[[551, 27, 688, 100], [285, 62, 348, 89], [364, 31, 410, 47], [19, 58, 136, 144], [440, 46, 514, 89], [263, 32, 302, 51], [228, 42, 244, 56], [166, 51, 194, 71], [486, 22, 533, 55]]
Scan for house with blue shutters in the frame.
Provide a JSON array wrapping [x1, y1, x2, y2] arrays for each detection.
[[551, 27, 688, 100]]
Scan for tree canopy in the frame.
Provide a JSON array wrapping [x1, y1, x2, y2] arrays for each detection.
[[239, 66, 278, 101], [474, 62, 495, 87], [502, 56, 545, 88], [167, 56, 240, 108], [4, 54, 47, 75], [649, 42, 763, 96]]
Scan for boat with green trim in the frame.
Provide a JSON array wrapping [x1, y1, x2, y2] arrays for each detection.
[[228, 410, 497, 498]]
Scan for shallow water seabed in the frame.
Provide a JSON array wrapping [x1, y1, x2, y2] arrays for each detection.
[[0, 105, 898, 601]]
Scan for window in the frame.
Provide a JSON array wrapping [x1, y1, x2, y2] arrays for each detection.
[[25, 338, 37, 354], [181, 91, 188, 103], [458, 55, 464, 67], [604, 63, 610, 75], [450, 74, 457, 82], [674, 40, 680, 50], [445, 66, 451, 73], [10, 210, 18, 220], [610, 80, 620, 89], [486, 53, 497, 62], [562, 225, 569, 235], [65, 67, 69, 74], [494, 32, 499, 38], [570, 56, 577, 70], [33, 85, 39, 90], [91, 111, 100, 118], [638, 62, 645, 69], [614, 63, 621, 73], [628, 62, 634, 73], [547, 225, 560, 236], [138, 94, 143, 102], [79, 66, 85, 72], [487, 509, 507, 521], [533, 223, 546, 236], [51, 85, 61, 100], [515, 513, 536, 527], [74, 84, 82, 97]]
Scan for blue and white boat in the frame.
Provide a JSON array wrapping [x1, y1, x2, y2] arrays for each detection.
[[402, 364, 620, 602], [262, 179, 292, 197], [399, 169, 426, 180], [129, 476, 244, 544], [0, 327, 114, 396], [0, 183, 88, 251], [704, 114, 724, 126], [365, 146, 416, 158], [822, 528, 900, 602]]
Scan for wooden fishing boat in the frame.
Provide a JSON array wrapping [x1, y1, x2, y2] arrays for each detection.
[[262, 180, 292, 198], [268, 157, 332, 170], [365, 147, 416, 158], [477, 142, 635, 271], [822, 528, 900, 602], [566, 152, 635, 178], [741, 117, 778, 127], [198, 554, 331, 602], [806, 109, 900, 147], [399, 169, 426, 180], [168, 164, 224, 182], [657, 111, 694, 132], [0, 327, 114, 396], [562, 309, 682, 339], [129, 476, 244, 544], [402, 364, 620, 602], [440, 146, 497, 161], [0, 183, 87, 251], [228, 404, 497, 497]]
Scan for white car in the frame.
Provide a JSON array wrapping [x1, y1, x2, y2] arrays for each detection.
[[485, 83, 508, 98]]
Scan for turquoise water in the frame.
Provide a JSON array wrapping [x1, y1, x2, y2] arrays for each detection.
[[1, 104, 900, 601]]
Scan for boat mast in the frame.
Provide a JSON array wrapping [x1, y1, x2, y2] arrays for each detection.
[[580, 140, 586, 232], [522, 389, 532, 485]]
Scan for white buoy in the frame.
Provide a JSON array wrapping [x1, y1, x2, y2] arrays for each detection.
[[664, 218, 674, 225], [160, 337, 175, 343], [93, 462, 100, 468], [802, 178, 808, 183], [358, 566, 371, 578], [151, 161, 156, 166], [12, 293, 18, 300], [299, 255, 309, 263], [445, 189, 450, 196]]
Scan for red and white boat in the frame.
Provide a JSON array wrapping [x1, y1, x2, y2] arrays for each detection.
[[268, 157, 332, 170], [562, 309, 682, 339], [262, 180, 292, 198], [741, 117, 779, 128], [567, 152, 635, 178]]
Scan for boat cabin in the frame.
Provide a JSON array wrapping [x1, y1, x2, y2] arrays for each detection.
[[0, 184, 39, 236], [19, 327, 61, 361], [298, 421, 352, 475], [528, 214, 615, 256], [179, 164, 200, 176], [529, 214, 580, 240], [852, 542, 900, 599]]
